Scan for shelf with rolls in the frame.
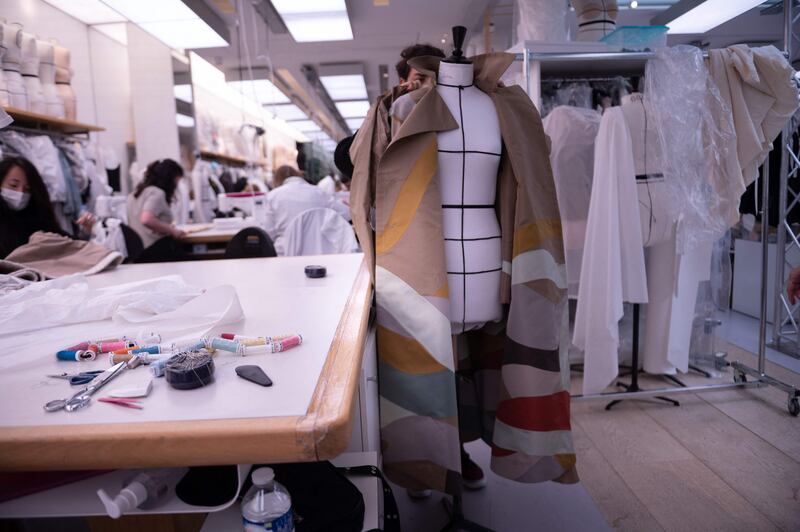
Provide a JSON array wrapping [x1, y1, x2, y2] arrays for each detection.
[[2, 106, 104, 135]]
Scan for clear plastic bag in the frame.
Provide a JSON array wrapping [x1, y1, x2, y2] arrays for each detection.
[[515, 0, 569, 43], [644, 46, 738, 253]]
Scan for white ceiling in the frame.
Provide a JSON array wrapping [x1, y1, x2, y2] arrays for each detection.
[[192, 0, 785, 140]]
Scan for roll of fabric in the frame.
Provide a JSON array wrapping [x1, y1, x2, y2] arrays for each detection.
[[36, 39, 64, 118], [20, 32, 44, 114], [0, 25, 9, 107], [53, 45, 75, 121], [2, 23, 28, 110]]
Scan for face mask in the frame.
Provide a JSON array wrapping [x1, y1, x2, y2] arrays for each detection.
[[1, 188, 30, 211]]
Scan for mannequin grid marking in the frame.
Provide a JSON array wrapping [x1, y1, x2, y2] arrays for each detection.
[[436, 61, 504, 335]]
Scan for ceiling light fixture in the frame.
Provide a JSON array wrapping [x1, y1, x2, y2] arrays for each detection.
[[267, 103, 308, 121], [630, 0, 638, 8], [42, 0, 228, 49], [652, 0, 765, 34], [319, 74, 368, 101], [227, 79, 291, 105], [270, 0, 354, 42], [335, 100, 370, 118]]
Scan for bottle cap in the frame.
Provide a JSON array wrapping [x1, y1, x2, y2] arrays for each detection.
[[251, 467, 275, 487], [97, 481, 147, 519]]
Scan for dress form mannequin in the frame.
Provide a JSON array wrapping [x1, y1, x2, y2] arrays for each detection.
[[20, 32, 45, 114], [37, 39, 64, 118], [570, 0, 618, 42], [1, 22, 28, 109], [0, 25, 10, 107], [621, 92, 712, 376], [54, 44, 76, 121], [436, 55, 503, 334]]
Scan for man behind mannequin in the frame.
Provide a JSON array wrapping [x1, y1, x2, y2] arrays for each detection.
[[396, 43, 445, 91], [264, 165, 350, 255]]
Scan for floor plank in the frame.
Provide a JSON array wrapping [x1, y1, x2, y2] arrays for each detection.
[[571, 420, 665, 531], [642, 393, 800, 530]]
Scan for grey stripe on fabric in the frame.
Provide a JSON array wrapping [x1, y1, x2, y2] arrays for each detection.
[[379, 361, 458, 419], [504, 336, 561, 372]]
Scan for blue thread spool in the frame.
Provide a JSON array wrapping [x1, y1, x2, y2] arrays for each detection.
[[56, 350, 96, 361]]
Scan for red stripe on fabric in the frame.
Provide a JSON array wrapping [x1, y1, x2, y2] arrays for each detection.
[[495, 391, 571, 432], [491, 445, 515, 457]]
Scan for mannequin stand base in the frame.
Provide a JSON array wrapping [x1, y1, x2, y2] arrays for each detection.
[[441, 495, 494, 532], [605, 381, 681, 410], [689, 363, 713, 378]]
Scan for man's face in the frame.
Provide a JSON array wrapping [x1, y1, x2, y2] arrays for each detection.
[[405, 67, 429, 86]]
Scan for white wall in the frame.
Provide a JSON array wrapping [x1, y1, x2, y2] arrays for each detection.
[[126, 23, 180, 171], [88, 28, 134, 193]]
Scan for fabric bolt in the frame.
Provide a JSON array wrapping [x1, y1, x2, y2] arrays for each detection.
[[5, 231, 122, 279], [36, 39, 64, 119], [707, 45, 799, 200], [53, 45, 75, 121], [0, 26, 9, 108], [350, 52, 575, 493], [1, 23, 27, 110], [542, 105, 601, 297], [282, 207, 360, 256], [20, 32, 44, 114], [264, 176, 351, 255], [573, 106, 648, 395], [126, 186, 174, 249]]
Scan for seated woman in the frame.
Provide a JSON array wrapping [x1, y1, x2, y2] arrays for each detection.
[[126, 159, 187, 261], [0, 156, 94, 258]]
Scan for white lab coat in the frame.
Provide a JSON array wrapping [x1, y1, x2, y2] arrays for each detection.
[[573, 107, 648, 395], [282, 208, 360, 256], [317, 175, 336, 195], [264, 176, 351, 255]]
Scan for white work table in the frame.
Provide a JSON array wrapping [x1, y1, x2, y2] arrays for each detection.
[[0, 253, 371, 471]]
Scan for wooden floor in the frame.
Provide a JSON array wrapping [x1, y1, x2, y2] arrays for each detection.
[[570, 340, 800, 531]]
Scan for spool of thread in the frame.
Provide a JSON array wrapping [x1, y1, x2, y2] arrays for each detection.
[[109, 352, 169, 365], [242, 334, 303, 355], [64, 341, 90, 351], [150, 356, 171, 377], [165, 352, 215, 390], [100, 340, 137, 353], [131, 345, 164, 355], [203, 336, 241, 354], [220, 334, 293, 346], [56, 349, 97, 362]]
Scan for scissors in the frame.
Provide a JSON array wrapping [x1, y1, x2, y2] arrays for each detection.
[[44, 361, 129, 413], [47, 370, 105, 385]]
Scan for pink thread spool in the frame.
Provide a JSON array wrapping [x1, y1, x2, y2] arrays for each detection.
[[99, 340, 135, 353]]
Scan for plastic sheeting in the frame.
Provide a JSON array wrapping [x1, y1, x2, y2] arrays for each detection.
[[515, 0, 569, 43], [644, 46, 738, 252]]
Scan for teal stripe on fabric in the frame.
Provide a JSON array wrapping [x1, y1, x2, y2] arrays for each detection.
[[379, 361, 458, 419]]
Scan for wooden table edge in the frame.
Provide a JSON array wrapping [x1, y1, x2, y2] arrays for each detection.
[[0, 257, 373, 471]]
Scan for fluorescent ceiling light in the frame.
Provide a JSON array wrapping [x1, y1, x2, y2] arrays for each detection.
[[228, 79, 290, 105], [271, 0, 353, 42], [654, 0, 765, 34], [42, 0, 125, 24], [176, 114, 195, 128], [102, 0, 197, 23], [92, 23, 127, 45], [289, 119, 322, 132], [320, 74, 367, 101], [335, 100, 370, 118], [346, 117, 364, 130], [43, 0, 227, 49], [268, 104, 307, 121], [174, 84, 193, 103], [139, 19, 227, 49]]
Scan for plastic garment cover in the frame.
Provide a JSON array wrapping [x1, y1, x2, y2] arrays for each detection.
[[171, 178, 191, 225], [542, 106, 601, 297], [0, 132, 68, 203], [191, 160, 217, 223], [515, 0, 569, 42], [0, 107, 12, 129], [282, 208, 360, 257], [644, 46, 738, 252]]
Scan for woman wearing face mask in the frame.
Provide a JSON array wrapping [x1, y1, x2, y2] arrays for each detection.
[[0, 156, 93, 258]]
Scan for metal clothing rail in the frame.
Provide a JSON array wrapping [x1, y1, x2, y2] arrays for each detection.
[[514, 0, 800, 415]]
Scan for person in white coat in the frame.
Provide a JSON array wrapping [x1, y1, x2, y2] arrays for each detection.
[[264, 165, 351, 255]]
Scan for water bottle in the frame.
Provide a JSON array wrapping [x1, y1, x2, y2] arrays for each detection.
[[242, 467, 294, 532]]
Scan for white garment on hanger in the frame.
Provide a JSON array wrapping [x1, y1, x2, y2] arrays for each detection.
[[573, 107, 648, 395], [282, 207, 360, 257], [542, 105, 601, 297]]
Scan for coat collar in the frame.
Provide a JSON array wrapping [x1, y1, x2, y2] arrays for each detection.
[[407, 52, 516, 94]]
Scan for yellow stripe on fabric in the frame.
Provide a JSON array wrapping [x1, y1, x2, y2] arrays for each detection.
[[376, 265, 455, 371], [433, 281, 449, 298], [378, 325, 448, 375], [376, 139, 438, 255], [513, 220, 562, 256]]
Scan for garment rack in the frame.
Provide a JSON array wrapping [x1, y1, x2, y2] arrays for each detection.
[[515, 0, 800, 415]]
